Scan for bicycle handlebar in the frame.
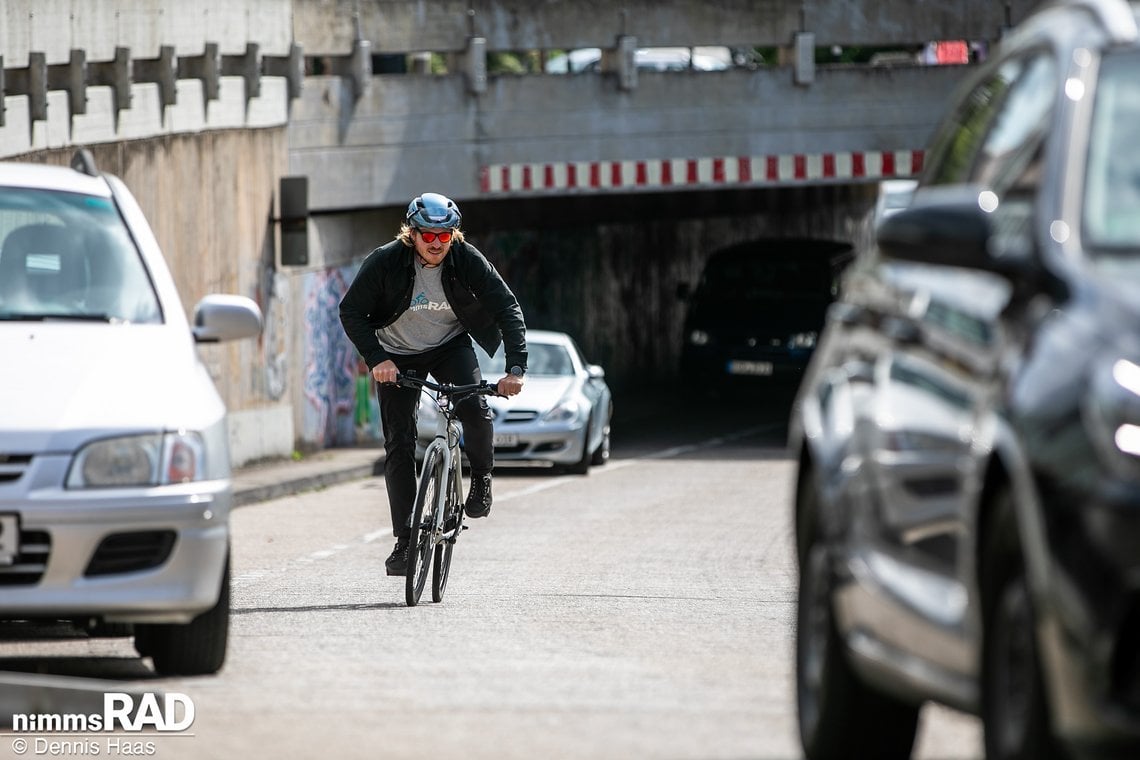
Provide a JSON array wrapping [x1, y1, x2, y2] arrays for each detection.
[[395, 373, 500, 398]]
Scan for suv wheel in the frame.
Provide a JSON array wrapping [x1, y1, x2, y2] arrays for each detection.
[[982, 490, 1069, 760], [796, 465, 920, 759]]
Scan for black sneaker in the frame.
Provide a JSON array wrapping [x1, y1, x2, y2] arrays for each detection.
[[464, 473, 492, 518], [385, 538, 409, 576]]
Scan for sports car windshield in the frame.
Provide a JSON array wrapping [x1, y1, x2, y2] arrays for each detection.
[[477, 342, 576, 377], [0, 187, 161, 323], [1083, 49, 1140, 268]]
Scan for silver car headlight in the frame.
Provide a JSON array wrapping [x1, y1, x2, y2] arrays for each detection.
[[67, 432, 206, 488], [542, 399, 583, 424], [419, 395, 442, 426]]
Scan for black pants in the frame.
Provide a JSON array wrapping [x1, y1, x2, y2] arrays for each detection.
[[377, 334, 493, 540]]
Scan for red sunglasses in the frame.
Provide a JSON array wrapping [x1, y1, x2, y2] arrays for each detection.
[[416, 229, 453, 243]]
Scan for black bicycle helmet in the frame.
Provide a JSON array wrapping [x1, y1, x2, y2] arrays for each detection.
[[406, 192, 462, 229]]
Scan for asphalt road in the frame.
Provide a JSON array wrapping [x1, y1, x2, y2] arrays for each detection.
[[0, 385, 982, 759]]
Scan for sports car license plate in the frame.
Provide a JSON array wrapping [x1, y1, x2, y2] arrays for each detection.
[[727, 360, 773, 376], [0, 514, 18, 567], [493, 433, 519, 447]]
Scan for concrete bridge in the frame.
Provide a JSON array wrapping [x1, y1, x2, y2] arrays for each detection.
[[0, 0, 1039, 462]]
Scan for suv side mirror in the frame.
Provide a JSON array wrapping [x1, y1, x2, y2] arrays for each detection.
[[876, 184, 1041, 284], [876, 185, 994, 269]]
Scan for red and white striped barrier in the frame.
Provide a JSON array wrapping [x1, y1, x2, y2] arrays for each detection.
[[480, 149, 923, 194]]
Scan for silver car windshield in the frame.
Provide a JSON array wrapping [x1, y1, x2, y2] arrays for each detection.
[[1084, 49, 1140, 264], [477, 342, 575, 377], [0, 187, 161, 323]]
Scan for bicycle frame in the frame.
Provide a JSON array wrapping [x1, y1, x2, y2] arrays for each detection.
[[421, 390, 464, 544], [396, 373, 496, 606]]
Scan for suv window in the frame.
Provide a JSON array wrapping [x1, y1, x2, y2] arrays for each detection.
[[1084, 49, 1140, 257], [0, 187, 161, 323], [971, 53, 1056, 193], [924, 52, 1058, 189]]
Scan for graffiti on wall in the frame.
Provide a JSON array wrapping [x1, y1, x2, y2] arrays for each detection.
[[301, 265, 360, 448]]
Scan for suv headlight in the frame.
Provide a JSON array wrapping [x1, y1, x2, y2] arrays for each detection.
[[67, 432, 206, 488], [788, 331, 818, 349], [1082, 358, 1140, 479], [688, 329, 711, 346]]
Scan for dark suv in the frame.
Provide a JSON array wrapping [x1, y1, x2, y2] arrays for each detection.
[[789, 1, 1140, 758], [678, 238, 851, 385]]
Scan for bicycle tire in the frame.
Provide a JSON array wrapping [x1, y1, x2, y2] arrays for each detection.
[[431, 465, 462, 602], [406, 445, 443, 607]]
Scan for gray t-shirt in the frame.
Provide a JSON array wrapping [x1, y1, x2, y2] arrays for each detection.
[[375, 261, 464, 355]]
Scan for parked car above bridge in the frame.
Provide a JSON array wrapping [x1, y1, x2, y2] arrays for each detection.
[[544, 46, 733, 73]]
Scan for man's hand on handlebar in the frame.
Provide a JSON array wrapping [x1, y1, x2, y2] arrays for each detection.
[[496, 374, 524, 398], [371, 359, 399, 385]]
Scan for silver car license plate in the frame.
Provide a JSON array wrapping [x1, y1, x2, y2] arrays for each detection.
[[0, 514, 18, 566], [727, 360, 774, 376], [493, 433, 519, 446]]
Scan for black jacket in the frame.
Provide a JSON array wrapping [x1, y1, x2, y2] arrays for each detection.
[[339, 238, 527, 372]]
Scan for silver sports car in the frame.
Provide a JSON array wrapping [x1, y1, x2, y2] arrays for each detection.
[[417, 329, 612, 473]]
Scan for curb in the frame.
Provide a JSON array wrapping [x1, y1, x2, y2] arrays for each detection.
[[231, 450, 384, 508]]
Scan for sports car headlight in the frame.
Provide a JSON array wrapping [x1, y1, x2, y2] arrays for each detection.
[[542, 399, 583, 424], [419, 395, 442, 425], [67, 432, 206, 488]]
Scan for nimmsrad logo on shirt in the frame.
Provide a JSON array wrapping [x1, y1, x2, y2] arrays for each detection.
[[409, 291, 451, 312]]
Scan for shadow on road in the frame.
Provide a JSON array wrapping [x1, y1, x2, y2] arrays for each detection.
[[607, 377, 799, 457]]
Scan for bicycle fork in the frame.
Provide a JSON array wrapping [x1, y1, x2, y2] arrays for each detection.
[[435, 441, 466, 545]]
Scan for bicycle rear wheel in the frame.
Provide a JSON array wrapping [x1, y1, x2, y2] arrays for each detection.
[[431, 466, 462, 602], [406, 446, 443, 607]]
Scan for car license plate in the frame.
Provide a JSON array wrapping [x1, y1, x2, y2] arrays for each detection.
[[493, 433, 519, 447], [727, 360, 773, 376], [0, 514, 18, 567]]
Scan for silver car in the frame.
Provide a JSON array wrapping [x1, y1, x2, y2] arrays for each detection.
[[0, 152, 261, 675], [418, 329, 613, 473]]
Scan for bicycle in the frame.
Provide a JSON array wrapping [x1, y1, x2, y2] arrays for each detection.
[[395, 372, 498, 607]]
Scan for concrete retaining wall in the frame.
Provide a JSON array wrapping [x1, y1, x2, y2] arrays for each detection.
[[25, 130, 295, 467]]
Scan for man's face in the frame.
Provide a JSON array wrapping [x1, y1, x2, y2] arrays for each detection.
[[413, 227, 453, 267]]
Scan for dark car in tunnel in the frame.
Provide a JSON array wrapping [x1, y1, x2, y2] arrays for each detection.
[[677, 238, 853, 385], [790, 1, 1140, 757]]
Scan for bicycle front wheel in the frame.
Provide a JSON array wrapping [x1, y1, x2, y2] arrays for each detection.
[[406, 446, 443, 607], [431, 465, 462, 603]]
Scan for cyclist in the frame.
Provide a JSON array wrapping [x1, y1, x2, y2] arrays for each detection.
[[339, 192, 528, 576]]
